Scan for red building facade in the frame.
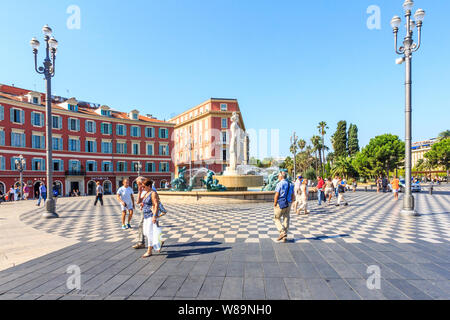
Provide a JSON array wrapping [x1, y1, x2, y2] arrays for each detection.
[[170, 98, 246, 177], [0, 84, 174, 197]]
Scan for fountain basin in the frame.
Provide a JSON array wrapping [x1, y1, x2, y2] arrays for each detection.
[[158, 189, 318, 204], [214, 175, 264, 191]]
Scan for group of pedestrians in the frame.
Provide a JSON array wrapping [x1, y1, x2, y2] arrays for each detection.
[[273, 173, 350, 243], [115, 177, 166, 259]]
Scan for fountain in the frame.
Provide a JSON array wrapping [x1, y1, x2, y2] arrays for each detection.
[[214, 112, 264, 191]]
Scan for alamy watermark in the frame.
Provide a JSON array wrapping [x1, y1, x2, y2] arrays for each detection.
[[67, 5, 81, 30], [367, 5, 381, 30], [366, 265, 381, 290], [66, 265, 81, 290]]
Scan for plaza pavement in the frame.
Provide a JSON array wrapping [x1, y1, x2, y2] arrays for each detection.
[[0, 186, 449, 300]]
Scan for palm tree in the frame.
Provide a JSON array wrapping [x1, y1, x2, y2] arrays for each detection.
[[331, 157, 355, 180], [297, 139, 306, 152], [311, 135, 322, 175], [318, 121, 329, 173]]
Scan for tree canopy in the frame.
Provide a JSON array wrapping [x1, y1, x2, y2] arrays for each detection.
[[332, 121, 348, 158], [358, 134, 405, 176], [425, 138, 450, 172], [347, 124, 360, 157]]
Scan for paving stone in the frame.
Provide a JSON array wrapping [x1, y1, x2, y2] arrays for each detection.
[[243, 277, 265, 299], [176, 276, 205, 298], [386, 279, 433, 300], [283, 278, 312, 300], [408, 280, 450, 300], [305, 279, 337, 300], [220, 277, 243, 300], [131, 275, 167, 297], [327, 279, 361, 300], [153, 275, 187, 297], [110, 274, 148, 297], [197, 277, 224, 300]]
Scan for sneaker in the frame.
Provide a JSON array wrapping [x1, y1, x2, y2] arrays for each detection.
[[122, 225, 127, 230], [127, 224, 132, 229]]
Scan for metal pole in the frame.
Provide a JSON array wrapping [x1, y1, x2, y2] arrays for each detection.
[[19, 169, 23, 200], [400, 10, 418, 216], [42, 40, 58, 218]]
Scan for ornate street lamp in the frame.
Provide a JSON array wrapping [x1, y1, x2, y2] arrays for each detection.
[[137, 161, 142, 177], [30, 25, 59, 218], [15, 155, 26, 200], [391, 1, 425, 216]]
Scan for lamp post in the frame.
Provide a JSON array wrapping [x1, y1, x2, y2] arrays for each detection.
[[30, 25, 59, 219], [15, 155, 26, 200], [186, 135, 193, 184], [391, 0, 425, 216], [290, 132, 298, 179]]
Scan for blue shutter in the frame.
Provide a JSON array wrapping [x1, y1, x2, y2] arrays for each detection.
[[85, 141, 88, 152], [20, 110, 24, 124], [31, 112, 35, 126], [85, 120, 89, 132], [59, 116, 62, 129], [0, 156, 5, 170], [68, 118, 71, 129], [0, 130, 4, 146], [76, 119, 80, 131], [0, 105, 3, 121], [124, 144, 127, 154], [40, 136, 45, 149], [11, 158, 15, 170], [10, 109, 14, 122], [109, 124, 112, 135], [40, 113, 44, 126], [94, 141, 97, 153], [94, 161, 98, 172]]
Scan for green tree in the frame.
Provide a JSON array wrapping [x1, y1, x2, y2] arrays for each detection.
[[331, 157, 358, 179], [311, 135, 322, 174], [348, 124, 360, 157], [332, 121, 348, 158], [424, 138, 450, 177], [317, 121, 329, 173], [360, 134, 405, 177], [297, 139, 306, 152], [352, 152, 372, 179]]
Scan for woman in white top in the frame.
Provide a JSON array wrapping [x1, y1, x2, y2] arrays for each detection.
[[116, 179, 135, 230], [297, 179, 310, 215]]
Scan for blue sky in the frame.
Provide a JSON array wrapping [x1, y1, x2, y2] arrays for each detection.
[[1, 0, 449, 158]]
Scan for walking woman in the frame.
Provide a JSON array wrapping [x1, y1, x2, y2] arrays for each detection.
[[297, 179, 310, 215], [325, 178, 334, 204], [141, 179, 163, 258]]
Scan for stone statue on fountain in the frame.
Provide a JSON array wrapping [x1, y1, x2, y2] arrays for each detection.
[[223, 112, 246, 176], [171, 167, 193, 191], [202, 171, 227, 192]]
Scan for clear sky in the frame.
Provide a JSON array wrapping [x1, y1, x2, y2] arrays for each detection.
[[1, 0, 449, 158]]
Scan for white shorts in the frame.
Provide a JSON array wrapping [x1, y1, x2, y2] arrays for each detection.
[[393, 189, 399, 193], [121, 201, 134, 212]]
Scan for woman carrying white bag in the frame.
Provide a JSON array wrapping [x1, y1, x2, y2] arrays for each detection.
[[141, 179, 165, 258]]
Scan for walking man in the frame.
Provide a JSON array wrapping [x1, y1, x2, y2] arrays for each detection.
[[336, 178, 348, 207], [332, 175, 339, 198], [391, 176, 400, 201], [133, 176, 148, 250], [117, 179, 135, 230], [273, 171, 294, 242], [36, 182, 47, 206], [317, 176, 325, 206], [94, 181, 104, 206]]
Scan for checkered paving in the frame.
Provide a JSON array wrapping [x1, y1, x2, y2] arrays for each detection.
[[20, 187, 450, 245]]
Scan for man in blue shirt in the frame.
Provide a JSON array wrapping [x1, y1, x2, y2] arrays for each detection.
[[273, 171, 295, 242], [36, 182, 47, 206]]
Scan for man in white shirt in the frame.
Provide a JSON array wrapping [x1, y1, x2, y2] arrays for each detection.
[[117, 179, 135, 230]]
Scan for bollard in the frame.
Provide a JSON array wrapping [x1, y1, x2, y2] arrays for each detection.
[[365, 186, 368, 192], [429, 186, 433, 195]]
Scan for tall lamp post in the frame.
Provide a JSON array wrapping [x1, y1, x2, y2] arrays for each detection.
[[290, 132, 298, 179], [391, 0, 425, 216], [15, 155, 26, 200], [30, 25, 59, 219], [137, 161, 142, 177]]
